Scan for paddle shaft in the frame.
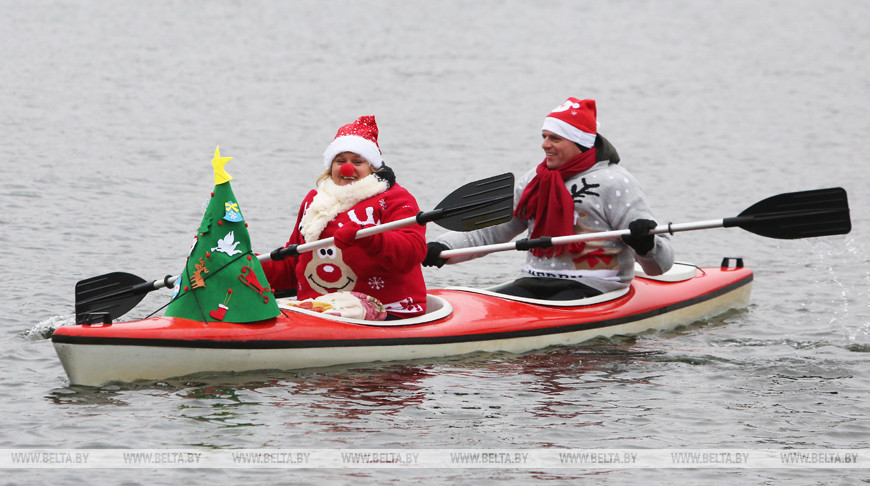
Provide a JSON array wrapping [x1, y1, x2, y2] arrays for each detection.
[[438, 193, 850, 259], [147, 213, 433, 290], [270, 211, 442, 261], [438, 220, 723, 259]]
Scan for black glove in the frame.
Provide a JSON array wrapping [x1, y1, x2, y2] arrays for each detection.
[[621, 219, 657, 255], [422, 242, 449, 268]]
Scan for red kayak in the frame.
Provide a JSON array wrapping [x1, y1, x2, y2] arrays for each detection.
[[52, 261, 753, 386]]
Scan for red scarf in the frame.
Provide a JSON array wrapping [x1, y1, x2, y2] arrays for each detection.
[[514, 148, 597, 257]]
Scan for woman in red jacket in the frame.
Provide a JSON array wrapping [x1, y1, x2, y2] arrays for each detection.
[[262, 116, 428, 319]]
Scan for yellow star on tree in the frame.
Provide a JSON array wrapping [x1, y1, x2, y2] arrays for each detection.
[[211, 146, 233, 185]]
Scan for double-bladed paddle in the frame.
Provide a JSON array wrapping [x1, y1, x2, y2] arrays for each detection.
[[438, 187, 851, 259], [74, 173, 515, 324]]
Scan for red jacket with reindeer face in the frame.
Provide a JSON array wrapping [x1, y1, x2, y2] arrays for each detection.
[[262, 182, 428, 318]]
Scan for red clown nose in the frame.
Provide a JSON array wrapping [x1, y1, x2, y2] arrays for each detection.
[[340, 163, 355, 177]]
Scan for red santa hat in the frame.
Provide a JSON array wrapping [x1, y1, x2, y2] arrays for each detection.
[[541, 98, 598, 148], [322, 115, 384, 169]]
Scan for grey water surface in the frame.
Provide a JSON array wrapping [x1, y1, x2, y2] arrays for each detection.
[[2, 1, 868, 484]]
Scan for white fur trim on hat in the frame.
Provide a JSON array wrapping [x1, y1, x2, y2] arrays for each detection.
[[541, 117, 596, 148], [323, 135, 384, 169]]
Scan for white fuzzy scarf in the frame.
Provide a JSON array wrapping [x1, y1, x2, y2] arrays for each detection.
[[300, 175, 389, 242]]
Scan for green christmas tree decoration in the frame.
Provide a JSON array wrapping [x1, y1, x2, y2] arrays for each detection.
[[165, 147, 280, 323]]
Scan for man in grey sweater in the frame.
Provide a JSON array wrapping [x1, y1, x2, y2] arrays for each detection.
[[424, 98, 673, 300]]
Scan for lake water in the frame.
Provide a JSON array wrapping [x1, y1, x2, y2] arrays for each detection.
[[2, 0, 868, 483]]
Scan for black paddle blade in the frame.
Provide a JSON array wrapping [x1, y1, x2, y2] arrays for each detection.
[[426, 172, 515, 231], [75, 272, 152, 324], [725, 187, 851, 239]]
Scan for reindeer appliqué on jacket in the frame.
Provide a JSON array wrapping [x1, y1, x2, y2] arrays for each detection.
[[570, 178, 600, 203]]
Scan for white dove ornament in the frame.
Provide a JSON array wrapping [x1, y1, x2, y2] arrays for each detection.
[[212, 231, 242, 256]]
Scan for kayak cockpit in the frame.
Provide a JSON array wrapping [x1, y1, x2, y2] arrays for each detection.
[[275, 263, 700, 327], [443, 263, 698, 308], [277, 294, 454, 327], [446, 285, 630, 307], [276, 286, 629, 327]]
